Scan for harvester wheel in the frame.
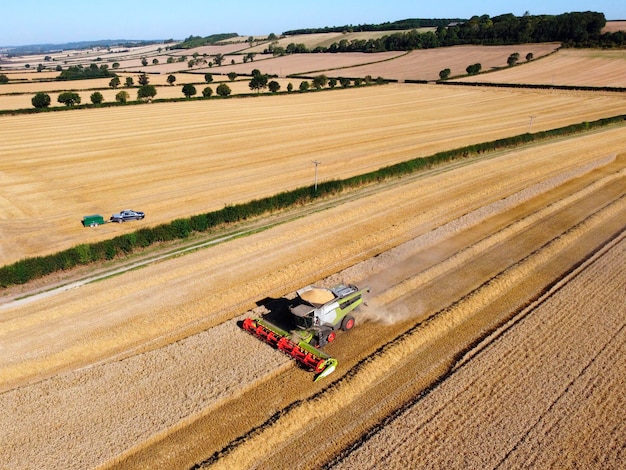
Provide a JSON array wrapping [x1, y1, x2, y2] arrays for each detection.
[[341, 315, 355, 331], [327, 331, 336, 343]]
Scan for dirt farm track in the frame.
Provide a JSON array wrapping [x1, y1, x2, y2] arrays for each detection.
[[1, 44, 626, 469]]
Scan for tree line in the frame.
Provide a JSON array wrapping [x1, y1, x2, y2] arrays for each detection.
[[26, 70, 382, 110], [172, 33, 239, 49], [283, 18, 464, 35], [269, 12, 624, 55]]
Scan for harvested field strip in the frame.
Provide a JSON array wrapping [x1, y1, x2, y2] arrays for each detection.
[[375, 156, 621, 306], [332, 232, 626, 469], [0, 319, 293, 470], [201, 192, 626, 469]]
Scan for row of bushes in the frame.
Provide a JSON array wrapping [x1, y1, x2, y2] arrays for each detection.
[[1, 112, 624, 288], [0, 77, 374, 117]]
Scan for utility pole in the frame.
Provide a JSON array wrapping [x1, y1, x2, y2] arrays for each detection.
[[312, 160, 321, 192], [528, 115, 536, 133]]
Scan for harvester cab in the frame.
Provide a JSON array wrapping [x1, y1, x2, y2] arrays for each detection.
[[242, 283, 369, 381], [290, 284, 366, 347]]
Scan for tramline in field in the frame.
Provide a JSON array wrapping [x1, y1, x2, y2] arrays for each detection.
[[243, 284, 369, 381]]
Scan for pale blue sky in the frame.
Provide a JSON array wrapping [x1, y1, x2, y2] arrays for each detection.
[[2, 0, 625, 46]]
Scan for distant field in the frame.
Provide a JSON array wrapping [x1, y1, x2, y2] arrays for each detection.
[[198, 50, 405, 77], [454, 48, 626, 87], [603, 20, 626, 33], [246, 29, 435, 52], [327, 43, 560, 82]]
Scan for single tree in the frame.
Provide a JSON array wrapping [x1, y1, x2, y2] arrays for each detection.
[[152, 58, 159, 65], [167, 74, 176, 85], [526, 52, 534, 62], [287, 82, 293, 92], [141, 57, 148, 66], [340, 77, 351, 88], [249, 73, 268, 92], [188, 60, 195, 68], [138, 73, 150, 85], [227, 72, 237, 81], [0, 73, 9, 84], [507, 53, 520, 66], [182, 83, 197, 98], [58, 92, 81, 106], [354, 78, 363, 86], [299, 81, 310, 92], [112, 62, 120, 69], [216, 83, 231, 96], [268, 80, 280, 93], [204, 73, 213, 83], [31, 92, 51, 108], [213, 53, 225, 66], [90, 91, 104, 104], [137, 84, 157, 100], [55, 65, 62, 71], [439, 68, 451, 80], [328, 78, 337, 88], [466, 63, 482, 75], [109, 76, 121, 88], [312, 75, 328, 89], [37, 64, 44, 72], [115, 90, 130, 103], [202, 86, 213, 97], [125, 76, 134, 87]]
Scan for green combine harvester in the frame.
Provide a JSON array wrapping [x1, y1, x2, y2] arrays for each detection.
[[243, 284, 369, 381]]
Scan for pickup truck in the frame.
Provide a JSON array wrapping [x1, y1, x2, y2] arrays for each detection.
[[110, 209, 145, 223]]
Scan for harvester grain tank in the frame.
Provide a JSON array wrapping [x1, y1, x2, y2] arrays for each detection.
[[243, 284, 369, 381]]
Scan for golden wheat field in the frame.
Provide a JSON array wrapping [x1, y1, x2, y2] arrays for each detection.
[[0, 40, 625, 470]]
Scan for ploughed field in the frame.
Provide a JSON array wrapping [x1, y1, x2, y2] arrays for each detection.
[[0, 121, 624, 468]]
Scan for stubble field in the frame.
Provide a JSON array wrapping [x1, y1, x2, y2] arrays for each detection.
[[2, 83, 626, 266], [0, 42, 625, 470]]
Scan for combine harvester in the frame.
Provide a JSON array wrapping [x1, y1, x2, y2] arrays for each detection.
[[243, 284, 369, 381]]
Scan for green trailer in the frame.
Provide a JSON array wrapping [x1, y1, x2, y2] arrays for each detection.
[[82, 214, 106, 227]]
